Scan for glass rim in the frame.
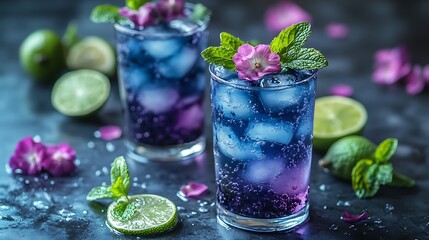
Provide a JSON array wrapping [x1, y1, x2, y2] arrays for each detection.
[[209, 65, 318, 91], [114, 3, 209, 39]]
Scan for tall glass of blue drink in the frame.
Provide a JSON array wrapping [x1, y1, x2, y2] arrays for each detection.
[[115, 4, 209, 162]]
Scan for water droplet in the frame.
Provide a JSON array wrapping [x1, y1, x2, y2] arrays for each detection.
[[94, 131, 101, 138], [106, 142, 115, 152], [198, 206, 209, 213], [133, 177, 138, 182], [323, 205, 328, 210], [33, 201, 49, 210], [145, 174, 151, 179], [73, 182, 79, 187], [374, 218, 382, 224], [50, 180, 55, 185], [33, 135, 42, 142], [319, 184, 330, 191], [176, 191, 188, 202], [95, 170, 101, 177], [24, 179, 30, 184], [385, 203, 394, 213], [17, 177, 24, 182], [0, 205, 10, 210], [87, 141, 95, 149], [58, 209, 75, 218], [33, 177, 39, 182], [177, 206, 186, 211], [198, 200, 209, 206], [43, 174, 49, 180], [5, 164, 12, 174], [102, 167, 109, 175], [210, 202, 216, 207], [336, 200, 351, 207], [329, 224, 339, 231], [140, 183, 147, 189]]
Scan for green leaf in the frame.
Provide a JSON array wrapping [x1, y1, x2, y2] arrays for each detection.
[[376, 164, 393, 185], [270, 22, 311, 62], [126, 0, 146, 10], [189, 3, 211, 23], [110, 176, 128, 199], [270, 24, 297, 55], [388, 171, 415, 187], [282, 48, 328, 70], [110, 156, 130, 196], [86, 186, 114, 201], [374, 138, 398, 163], [91, 5, 126, 24], [112, 200, 137, 221], [62, 22, 79, 50], [201, 46, 236, 70], [352, 159, 375, 198], [220, 32, 245, 52], [352, 160, 393, 198]]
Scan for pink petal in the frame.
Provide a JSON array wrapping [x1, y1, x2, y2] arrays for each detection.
[[42, 144, 76, 176], [9, 137, 45, 175], [99, 125, 122, 141], [405, 65, 425, 95], [341, 211, 369, 223], [329, 84, 353, 97], [372, 46, 411, 85], [180, 181, 208, 198], [157, 0, 185, 21], [423, 65, 429, 84], [264, 1, 312, 33], [325, 23, 349, 39]]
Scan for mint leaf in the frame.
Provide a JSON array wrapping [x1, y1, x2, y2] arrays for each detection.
[[270, 24, 297, 55], [220, 32, 244, 52], [110, 176, 128, 199], [91, 5, 126, 24], [270, 22, 311, 62], [377, 164, 393, 185], [352, 159, 393, 198], [282, 48, 328, 70], [388, 171, 415, 187], [86, 186, 114, 201], [62, 22, 79, 50], [190, 3, 211, 23], [374, 138, 398, 163], [201, 46, 236, 70], [126, 0, 147, 10], [113, 200, 137, 221], [110, 156, 130, 197]]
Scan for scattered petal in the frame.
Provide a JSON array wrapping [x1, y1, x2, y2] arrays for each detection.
[[405, 65, 425, 95], [325, 23, 349, 39], [157, 0, 185, 21], [9, 137, 45, 175], [329, 84, 353, 97], [99, 125, 122, 141], [180, 181, 208, 198], [372, 46, 411, 85], [264, 1, 312, 33], [423, 65, 429, 84], [42, 144, 77, 176], [341, 211, 369, 223], [233, 44, 281, 81]]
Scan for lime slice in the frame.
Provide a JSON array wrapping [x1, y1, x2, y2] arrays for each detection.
[[51, 69, 110, 117], [66, 36, 116, 76], [107, 194, 179, 236], [313, 96, 367, 151]]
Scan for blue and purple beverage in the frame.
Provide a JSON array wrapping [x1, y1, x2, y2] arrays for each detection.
[[210, 65, 317, 231], [115, 4, 209, 161]]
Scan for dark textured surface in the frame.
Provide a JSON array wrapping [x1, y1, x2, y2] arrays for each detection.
[[1, 0, 429, 239]]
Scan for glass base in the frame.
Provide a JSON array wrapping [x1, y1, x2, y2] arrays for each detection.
[[125, 137, 205, 162], [217, 204, 309, 232]]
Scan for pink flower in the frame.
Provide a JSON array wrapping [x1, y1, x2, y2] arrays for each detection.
[[423, 65, 429, 84], [405, 65, 425, 95], [99, 125, 122, 141], [42, 144, 76, 176], [180, 181, 208, 198], [329, 84, 353, 97], [9, 137, 45, 175], [341, 211, 369, 223], [325, 23, 349, 39], [119, 3, 159, 27], [233, 44, 281, 81], [372, 46, 411, 85], [157, 0, 185, 22], [264, 1, 312, 33]]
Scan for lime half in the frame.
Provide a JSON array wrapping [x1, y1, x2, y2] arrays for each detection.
[[51, 69, 110, 117], [107, 194, 179, 236], [66, 36, 116, 76], [313, 96, 367, 151]]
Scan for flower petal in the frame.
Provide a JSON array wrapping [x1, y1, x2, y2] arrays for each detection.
[[341, 211, 369, 223], [405, 65, 425, 95], [42, 144, 76, 176], [264, 1, 312, 33], [329, 84, 353, 97], [99, 125, 122, 141], [423, 64, 429, 84], [372, 46, 411, 85], [180, 181, 208, 198], [9, 137, 45, 175], [157, 0, 185, 21], [325, 23, 349, 39]]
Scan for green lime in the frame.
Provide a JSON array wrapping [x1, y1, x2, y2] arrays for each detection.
[[107, 194, 179, 236], [19, 29, 65, 82], [66, 36, 116, 77], [313, 96, 368, 151], [319, 136, 376, 180], [51, 69, 110, 117]]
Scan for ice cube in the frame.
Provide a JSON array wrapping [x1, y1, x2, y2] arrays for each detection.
[[175, 102, 204, 130], [244, 159, 284, 183], [141, 38, 183, 59], [214, 124, 263, 160], [213, 85, 255, 120], [158, 46, 198, 79], [270, 162, 310, 195], [211, 65, 237, 80], [137, 86, 179, 113], [121, 67, 151, 90], [259, 86, 305, 113], [246, 121, 293, 145], [168, 18, 199, 33], [296, 113, 313, 138]]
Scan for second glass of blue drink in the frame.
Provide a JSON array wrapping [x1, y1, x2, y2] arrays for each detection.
[[115, 3, 209, 162]]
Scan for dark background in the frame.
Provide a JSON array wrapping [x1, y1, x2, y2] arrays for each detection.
[[1, 0, 429, 239]]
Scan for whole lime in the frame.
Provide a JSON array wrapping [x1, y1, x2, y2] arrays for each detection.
[[19, 29, 65, 82]]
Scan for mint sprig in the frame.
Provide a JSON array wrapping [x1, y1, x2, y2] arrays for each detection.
[[87, 156, 135, 219], [201, 32, 244, 70], [351, 138, 415, 198], [90, 5, 128, 24], [190, 3, 211, 23], [126, 0, 147, 10]]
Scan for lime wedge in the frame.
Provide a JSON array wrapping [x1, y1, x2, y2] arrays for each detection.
[[107, 194, 179, 236], [313, 96, 367, 151], [51, 69, 110, 117], [66, 36, 116, 76]]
